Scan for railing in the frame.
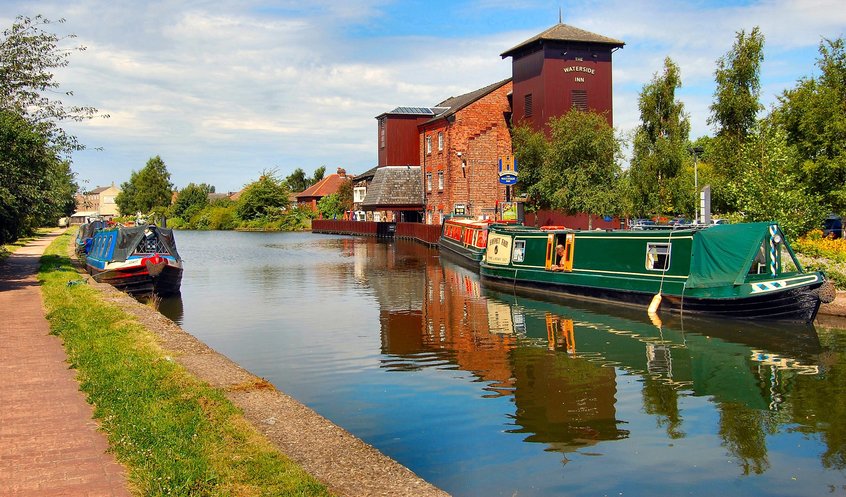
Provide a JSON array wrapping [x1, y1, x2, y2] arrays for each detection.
[[396, 222, 442, 246], [311, 220, 442, 246]]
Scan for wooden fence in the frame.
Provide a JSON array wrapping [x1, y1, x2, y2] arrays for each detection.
[[311, 220, 442, 246]]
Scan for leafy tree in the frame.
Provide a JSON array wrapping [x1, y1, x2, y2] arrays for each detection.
[[511, 123, 548, 207], [317, 193, 344, 219], [236, 171, 290, 221], [726, 120, 825, 238], [709, 27, 765, 182], [311, 166, 326, 185], [286, 168, 308, 192], [171, 182, 213, 219], [115, 155, 173, 215], [0, 15, 103, 154], [775, 37, 846, 213], [628, 57, 691, 216], [336, 178, 353, 213], [533, 110, 622, 229]]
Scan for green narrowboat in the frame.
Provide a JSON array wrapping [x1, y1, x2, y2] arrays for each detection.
[[479, 222, 831, 323], [438, 217, 494, 268]]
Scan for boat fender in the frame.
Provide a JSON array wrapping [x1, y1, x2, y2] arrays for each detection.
[[647, 294, 662, 315], [819, 279, 837, 304]]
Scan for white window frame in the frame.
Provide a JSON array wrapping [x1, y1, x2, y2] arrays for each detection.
[[438, 132, 443, 151], [512, 239, 526, 263], [645, 243, 672, 271], [426, 135, 432, 154], [437, 171, 444, 191], [426, 172, 433, 192]]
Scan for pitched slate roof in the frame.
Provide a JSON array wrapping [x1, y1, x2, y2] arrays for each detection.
[[353, 165, 379, 182], [361, 166, 423, 210], [501, 23, 625, 58], [424, 78, 512, 124], [295, 172, 350, 200]]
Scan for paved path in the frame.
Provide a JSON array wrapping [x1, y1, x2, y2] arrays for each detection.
[[0, 231, 132, 497]]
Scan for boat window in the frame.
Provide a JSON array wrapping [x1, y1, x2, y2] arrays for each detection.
[[476, 230, 488, 249], [512, 240, 526, 262], [646, 243, 671, 271]]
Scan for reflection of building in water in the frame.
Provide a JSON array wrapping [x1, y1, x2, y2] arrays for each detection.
[[510, 347, 628, 451]]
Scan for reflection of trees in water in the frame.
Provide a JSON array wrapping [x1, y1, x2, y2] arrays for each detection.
[[718, 402, 773, 475], [641, 379, 685, 440]]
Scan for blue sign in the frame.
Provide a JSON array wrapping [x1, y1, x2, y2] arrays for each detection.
[[499, 174, 518, 185]]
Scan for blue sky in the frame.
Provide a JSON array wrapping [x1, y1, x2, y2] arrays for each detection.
[[3, 0, 844, 193]]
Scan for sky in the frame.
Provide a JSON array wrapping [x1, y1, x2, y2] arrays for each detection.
[[3, 0, 845, 193]]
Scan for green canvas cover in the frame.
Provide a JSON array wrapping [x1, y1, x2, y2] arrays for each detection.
[[686, 222, 772, 289]]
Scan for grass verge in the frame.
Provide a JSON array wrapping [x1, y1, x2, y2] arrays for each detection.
[[38, 230, 332, 497]]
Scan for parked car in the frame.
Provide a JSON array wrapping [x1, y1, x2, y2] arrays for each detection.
[[824, 214, 843, 238]]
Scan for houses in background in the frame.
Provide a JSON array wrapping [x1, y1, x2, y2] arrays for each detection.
[[72, 183, 121, 224]]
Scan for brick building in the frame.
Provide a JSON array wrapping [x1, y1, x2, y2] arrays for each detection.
[[366, 22, 624, 225], [295, 167, 351, 212]]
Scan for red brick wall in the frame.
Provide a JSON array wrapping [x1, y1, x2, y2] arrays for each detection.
[[421, 81, 513, 224]]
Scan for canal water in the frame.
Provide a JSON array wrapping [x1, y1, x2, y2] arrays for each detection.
[[160, 230, 846, 497]]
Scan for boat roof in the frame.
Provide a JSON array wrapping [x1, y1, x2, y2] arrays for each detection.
[[444, 218, 498, 228]]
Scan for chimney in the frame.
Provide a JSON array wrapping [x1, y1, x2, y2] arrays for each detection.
[[337, 167, 346, 177]]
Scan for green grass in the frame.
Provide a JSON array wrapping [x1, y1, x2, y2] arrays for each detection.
[[38, 230, 333, 497]]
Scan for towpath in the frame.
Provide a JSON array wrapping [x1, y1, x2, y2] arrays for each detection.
[[0, 230, 132, 497]]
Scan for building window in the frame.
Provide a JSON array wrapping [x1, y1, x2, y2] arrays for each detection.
[[380, 118, 386, 148], [438, 132, 443, 151], [426, 172, 433, 192], [437, 171, 444, 191], [524, 93, 533, 117], [426, 135, 432, 154], [427, 210, 433, 224], [572, 90, 588, 111], [353, 186, 366, 203]]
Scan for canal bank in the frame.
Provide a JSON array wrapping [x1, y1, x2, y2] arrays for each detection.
[[47, 230, 449, 497]]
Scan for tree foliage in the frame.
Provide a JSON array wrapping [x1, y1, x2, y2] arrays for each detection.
[[115, 156, 173, 215], [171, 183, 214, 220], [533, 110, 622, 228], [0, 109, 75, 243], [709, 27, 765, 183], [726, 120, 825, 239], [511, 123, 548, 207], [628, 57, 690, 216], [336, 178, 353, 213], [0, 15, 103, 154], [774, 37, 846, 213], [317, 193, 344, 219], [236, 171, 290, 221]]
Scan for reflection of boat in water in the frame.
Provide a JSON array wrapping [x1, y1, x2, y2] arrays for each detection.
[[379, 255, 825, 455], [480, 222, 830, 322], [86, 224, 183, 296]]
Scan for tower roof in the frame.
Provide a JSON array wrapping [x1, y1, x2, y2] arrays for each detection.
[[501, 23, 624, 58]]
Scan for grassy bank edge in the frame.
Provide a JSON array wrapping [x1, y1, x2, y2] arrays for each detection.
[[37, 230, 332, 497]]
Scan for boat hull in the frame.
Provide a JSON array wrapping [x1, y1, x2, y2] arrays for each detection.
[[480, 268, 824, 323], [438, 237, 485, 269], [88, 261, 183, 297]]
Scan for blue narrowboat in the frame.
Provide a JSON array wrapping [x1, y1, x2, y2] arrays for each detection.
[[86, 224, 183, 296]]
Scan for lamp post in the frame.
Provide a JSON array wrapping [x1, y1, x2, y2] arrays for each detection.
[[689, 146, 704, 223]]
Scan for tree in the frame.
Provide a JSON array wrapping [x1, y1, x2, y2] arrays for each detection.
[[115, 155, 173, 215], [628, 57, 691, 216], [709, 26, 765, 182], [775, 37, 846, 213], [311, 166, 326, 185], [534, 110, 622, 229], [511, 123, 548, 207], [726, 120, 825, 239], [336, 178, 353, 213], [286, 168, 308, 192], [171, 183, 214, 220], [317, 193, 344, 219], [236, 171, 290, 221], [0, 15, 103, 154]]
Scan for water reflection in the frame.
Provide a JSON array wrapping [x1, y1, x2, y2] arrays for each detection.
[[374, 252, 831, 472], [163, 232, 846, 497]]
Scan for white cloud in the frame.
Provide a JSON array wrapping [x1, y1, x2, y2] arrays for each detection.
[[3, 0, 843, 190]]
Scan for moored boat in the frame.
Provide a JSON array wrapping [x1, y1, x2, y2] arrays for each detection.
[[74, 219, 107, 256], [479, 222, 832, 323], [438, 217, 496, 268], [85, 224, 183, 296]]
